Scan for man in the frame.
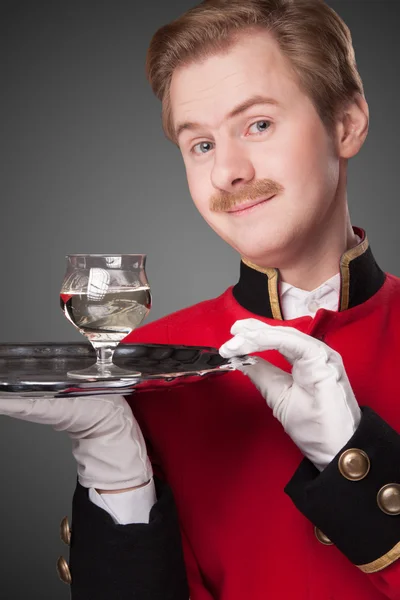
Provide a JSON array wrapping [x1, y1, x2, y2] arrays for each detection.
[[1, 1, 399, 598]]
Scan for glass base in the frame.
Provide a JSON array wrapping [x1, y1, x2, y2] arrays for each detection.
[[67, 362, 141, 380]]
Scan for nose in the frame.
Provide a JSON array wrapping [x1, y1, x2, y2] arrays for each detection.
[[210, 140, 255, 193]]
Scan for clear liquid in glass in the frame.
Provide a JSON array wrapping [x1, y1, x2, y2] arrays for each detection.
[[60, 287, 151, 344]]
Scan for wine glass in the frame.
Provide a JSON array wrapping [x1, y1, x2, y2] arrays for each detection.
[[60, 254, 151, 379]]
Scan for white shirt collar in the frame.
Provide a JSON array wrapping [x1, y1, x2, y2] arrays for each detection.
[[279, 273, 341, 319], [280, 271, 341, 299]]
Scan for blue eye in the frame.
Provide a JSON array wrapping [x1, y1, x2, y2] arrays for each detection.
[[192, 141, 214, 155], [249, 120, 271, 134]]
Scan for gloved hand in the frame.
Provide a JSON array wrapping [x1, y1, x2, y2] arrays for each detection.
[[220, 318, 362, 471], [0, 394, 152, 490]]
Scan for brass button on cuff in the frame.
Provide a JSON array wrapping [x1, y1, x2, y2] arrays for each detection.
[[57, 556, 72, 585], [377, 484, 400, 515], [60, 516, 71, 546], [314, 526, 333, 546], [338, 448, 370, 481]]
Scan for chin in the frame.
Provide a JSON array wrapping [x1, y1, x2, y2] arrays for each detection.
[[230, 230, 295, 268]]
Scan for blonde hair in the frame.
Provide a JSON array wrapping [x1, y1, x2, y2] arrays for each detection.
[[145, 0, 364, 144]]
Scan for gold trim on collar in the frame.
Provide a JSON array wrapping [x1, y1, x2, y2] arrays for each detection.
[[356, 540, 400, 573], [241, 258, 283, 320], [339, 234, 369, 311]]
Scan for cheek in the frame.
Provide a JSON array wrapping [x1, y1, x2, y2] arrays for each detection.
[[185, 164, 212, 216], [185, 164, 229, 237], [266, 121, 338, 195]]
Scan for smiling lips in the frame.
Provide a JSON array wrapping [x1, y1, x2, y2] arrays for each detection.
[[227, 195, 276, 214]]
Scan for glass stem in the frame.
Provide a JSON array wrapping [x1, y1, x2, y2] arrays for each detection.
[[94, 345, 116, 367]]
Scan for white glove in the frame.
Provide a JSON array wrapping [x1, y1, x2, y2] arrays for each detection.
[[219, 319, 362, 471], [0, 394, 152, 490]]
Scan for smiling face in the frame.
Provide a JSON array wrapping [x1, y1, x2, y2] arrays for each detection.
[[169, 29, 349, 268]]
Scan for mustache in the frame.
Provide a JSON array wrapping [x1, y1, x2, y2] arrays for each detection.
[[209, 179, 284, 212]]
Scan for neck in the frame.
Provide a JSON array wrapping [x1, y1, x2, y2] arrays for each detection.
[[278, 211, 358, 291]]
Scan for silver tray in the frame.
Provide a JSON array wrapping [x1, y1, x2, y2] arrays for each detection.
[[0, 343, 254, 397]]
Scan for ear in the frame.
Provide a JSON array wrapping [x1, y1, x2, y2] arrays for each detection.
[[335, 93, 369, 159]]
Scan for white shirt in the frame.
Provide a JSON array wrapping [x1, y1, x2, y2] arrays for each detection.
[[280, 272, 341, 319], [90, 271, 343, 524]]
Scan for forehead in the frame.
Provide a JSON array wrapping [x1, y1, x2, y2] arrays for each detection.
[[170, 30, 303, 131]]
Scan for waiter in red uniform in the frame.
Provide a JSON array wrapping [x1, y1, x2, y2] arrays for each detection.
[[1, 1, 400, 598]]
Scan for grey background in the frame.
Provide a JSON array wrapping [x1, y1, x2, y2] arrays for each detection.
[[0, 1, 399, 597]]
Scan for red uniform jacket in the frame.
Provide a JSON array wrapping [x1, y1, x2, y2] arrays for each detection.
[[124, 228, 400, 600]]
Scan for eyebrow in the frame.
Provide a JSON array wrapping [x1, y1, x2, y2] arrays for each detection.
[[175, 95, 281, 140]]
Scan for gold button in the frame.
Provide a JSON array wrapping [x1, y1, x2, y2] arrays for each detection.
[[60, 516, 71, 546], [314, 526, 333, 545], [377, 484, 400, 515], [56, 556, 72, 585], [338, 448, 370, 481]]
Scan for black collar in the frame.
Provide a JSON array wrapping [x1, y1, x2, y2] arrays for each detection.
[[232, 228, 386, 319]]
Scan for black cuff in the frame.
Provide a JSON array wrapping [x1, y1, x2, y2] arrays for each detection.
[[69, 477, 189, 599], [284, 407, 400, 571]]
